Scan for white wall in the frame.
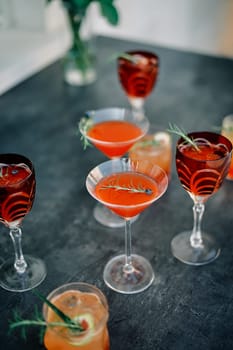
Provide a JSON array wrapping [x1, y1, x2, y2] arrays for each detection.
[[93, 0, 233, 58]]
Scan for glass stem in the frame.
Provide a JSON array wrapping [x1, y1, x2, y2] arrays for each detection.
[[123, 219, 134, 273], [9, 227, 27, 274], [190, 202, 205, 248]]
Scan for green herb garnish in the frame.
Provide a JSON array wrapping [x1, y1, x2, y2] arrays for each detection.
[[167, 123, 200, 151], [78, 116, 93, 150], [108, 52, 139, 64], [9, 289, 84, 340]]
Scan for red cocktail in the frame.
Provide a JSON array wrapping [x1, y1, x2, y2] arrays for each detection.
[[0, 154, 46, 292], [86, 158, 168, 294], [0, 161, 35, 226], [172, 132, 232, 265], [117, 51, 159, 114], [79, 107, 149, 228]]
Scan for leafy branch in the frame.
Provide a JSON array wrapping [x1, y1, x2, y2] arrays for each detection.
[[78, 116, 93, 149], [47, 0, 119, 26], [167, 123, 200, 151], [100, 181, 153, 195], [9, 289, 84, 341]]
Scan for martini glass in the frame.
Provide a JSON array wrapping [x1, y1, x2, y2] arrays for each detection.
[[172, 132, 232, 265], [79, 107, 149, 228], [86, 158, 168, 294], [0, 154, 46, 292], [117, 50, 159, 117]]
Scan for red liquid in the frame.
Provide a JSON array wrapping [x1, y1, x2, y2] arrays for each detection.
[[176, 132, 232, 198], [0, 159, 35, 226], [118, 51, 159, 98], [95, 172, 158, 218], [87, 120, 143, 158]]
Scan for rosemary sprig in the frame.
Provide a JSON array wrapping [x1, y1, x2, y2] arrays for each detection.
[[108, 52, 138, 64], [9, 289, 84, 340], [78, 116, 93, 150], [167, 123, 200, 151], [100, 184, 153, 195]]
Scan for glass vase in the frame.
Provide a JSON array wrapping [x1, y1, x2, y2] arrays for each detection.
[[63, 7, 96, 86]]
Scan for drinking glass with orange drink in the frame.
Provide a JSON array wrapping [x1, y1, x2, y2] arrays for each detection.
[[86, 158, 168, 294], [43, 282, 109, 350], [129, 126, 172, 180], [79, 107, 149, 228], [221, 114, 233, 180]]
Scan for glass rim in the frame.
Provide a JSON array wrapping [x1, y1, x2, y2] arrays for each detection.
[[86, 158, 168, 210], [118, 50, 159, 62], [176, 131, 232, 162], [79, 108, 150, 146], [0, 153, 34, 188]]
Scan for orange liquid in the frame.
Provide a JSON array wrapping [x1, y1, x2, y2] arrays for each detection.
[[129, 133, 172, 178], [87, 120, 143, 158], [95, 172, 158, 218], [44, 290, 109, 350]]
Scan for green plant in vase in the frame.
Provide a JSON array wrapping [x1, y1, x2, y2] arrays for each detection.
[[47, 0, 119, 85]]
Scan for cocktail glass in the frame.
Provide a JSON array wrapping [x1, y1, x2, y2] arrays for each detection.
[[117, 50, 159, 116], [129, 125, 172, 180], [43, 282, 109, 350], [0, 154, 46, 292], [79, 107, 149, 228], [86, 158, 168, 294], [221, 114, 233, 180], [171, 132, 232, 265]]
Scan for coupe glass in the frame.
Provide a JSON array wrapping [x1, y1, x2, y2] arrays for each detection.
[[79, 107, 149, 228], [0, 154, 46, 291], [172, 132, 232, 265], [86, 158, 168, 294], [117, 50, 159, 116]]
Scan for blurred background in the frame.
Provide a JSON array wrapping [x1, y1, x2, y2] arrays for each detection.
[[0, 0, 233, 95]]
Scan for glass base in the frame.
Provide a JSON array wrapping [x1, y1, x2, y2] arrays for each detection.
[[64, 65, 96, 86], [171, 231, 220, 266], [93, 203, 138, 228], [103, 254, 154, 294], [0, 255, 46, 292]]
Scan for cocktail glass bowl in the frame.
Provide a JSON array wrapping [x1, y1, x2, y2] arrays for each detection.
[[80, 107, 149, 228]]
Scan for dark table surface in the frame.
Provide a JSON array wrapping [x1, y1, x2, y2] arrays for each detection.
[[0, 36, 233, 350]]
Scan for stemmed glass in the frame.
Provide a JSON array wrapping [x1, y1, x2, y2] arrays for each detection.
[[0, 154, 46, 291], [86, 158, 168, 294], [172, 132, 232, 265], [117, 50, 159, 117], [79, 107, 149, 228]]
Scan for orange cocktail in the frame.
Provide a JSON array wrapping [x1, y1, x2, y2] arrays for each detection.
[[95, 172, 158, 218], [43, 282, 109, 350], [129, 130, 172, 179], [79, 107, 149, 228], [86, 158, 168, 294], [87, 119, 143, 158]]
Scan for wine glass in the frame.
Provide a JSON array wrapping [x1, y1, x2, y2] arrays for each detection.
[[86, 158, 168, 294], [117, 50, 159, 117], [0, 154, 46, 291], [79, 107, 149, 228], [171, 132, 232, 265]]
